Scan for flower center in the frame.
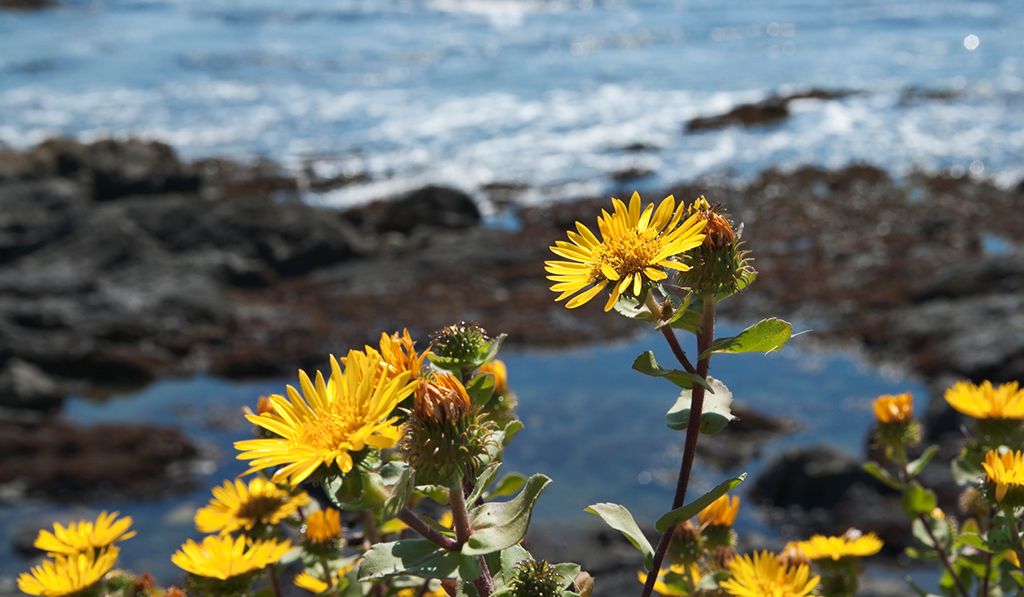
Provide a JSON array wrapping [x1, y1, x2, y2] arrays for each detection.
[[236, 496, 286, 522], [298, 411, 360, 450], [594, 228, 662, 280]]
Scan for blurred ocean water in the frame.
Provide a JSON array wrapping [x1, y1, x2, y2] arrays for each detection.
[[2, 0, 1022, 208]]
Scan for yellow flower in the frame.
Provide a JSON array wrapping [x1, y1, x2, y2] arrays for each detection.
[[637, 563, 700, 597], [720, 551, 819, 597], [699, 494, 740, 527], [794, 531, 883, 560], [477, 359, 508, 396], [18, 547, 120, 597], [303, 508, 343, 543], [194, 477, 310, 534], [379, 328, 430, 381], [171, 535, 291, 580], [983, 449, 1024, 503], [546, 192, 707, 311], [33, 511, 136, 557], [873, 392, 914, 424], [396, 587, 448, 597], [235, 351, 417, 486], [293, 560, 357, 594], [945, 380, 1024, 419]]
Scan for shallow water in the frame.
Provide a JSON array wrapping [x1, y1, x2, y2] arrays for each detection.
[[2, 0, 1023, 207], [0, 323, 928, 584]]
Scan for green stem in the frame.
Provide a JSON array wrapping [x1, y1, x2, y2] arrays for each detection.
[[449, 480, 494, 597], [268, 565, 284, 597], [641, 297, 715, 597]]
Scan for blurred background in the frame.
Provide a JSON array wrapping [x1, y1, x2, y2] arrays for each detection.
[[1, 0, 1023, 594]]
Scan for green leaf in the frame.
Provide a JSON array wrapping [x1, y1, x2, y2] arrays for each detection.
[[463, 474, 552, 556], [414, 485, 450, 505], [485, 544, 532, 590], [951, 453, 984, 486], [668, 294, 704, 334], [862, 462, 907, 491], [902, 483, 938, 518], [612, 292, 659, 322], [485, 472, 528, 501], [552, 563, 582, 590], [665, 377, 734, 434], [585, 503, 654, 571], [907, 445, 940, 477], [496, 420, 525, 448], [700, 318, 792, 359], [467, 463, 503, 506], [655, 474, 746, 533], [467, 372, 496, 408], [631, 351, 713, 392], [359, 538, 481, 581], [381, 464, 413, 523]]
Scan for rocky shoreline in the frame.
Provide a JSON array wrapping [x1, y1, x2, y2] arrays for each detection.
[[1, 137, 1022, 593]]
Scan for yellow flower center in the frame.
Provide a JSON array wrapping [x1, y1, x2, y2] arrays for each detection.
[[299, 411, 360, 451], [236, 496, 288, 522], [600, 227, 662, 279]]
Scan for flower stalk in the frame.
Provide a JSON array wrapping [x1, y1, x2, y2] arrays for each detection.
[[448, 479, 494, 597]]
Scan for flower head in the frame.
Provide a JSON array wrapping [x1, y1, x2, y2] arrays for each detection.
[[720, 551, 819, 597], [235, 352, 417, 486], [303, 508, 343, 544], [699, 494, 740, 528], [171, 535, 291, 580], [873, 392, 913, 424], [546, 192, 706, 311], [195, 477, 310, 535], [688, 196, 735, 250], [982, 449, 1024, 503], [379, 329, 430, 381], [945, 380, 1024, 419], [794, 531, 883, 561], [477, 359, 508, 396], [18, 547, 120, 597], [33, 511, 135, 557]]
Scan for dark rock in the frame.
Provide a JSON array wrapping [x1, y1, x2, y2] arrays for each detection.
[[0, 419, 199, 502], [686, 89, 851, 132], [0, 359, 65, 412], [609, 167, 654, 182], [374, 185, 481, 234], [0, 0, 56, 10], [0, 180, 87, 264]]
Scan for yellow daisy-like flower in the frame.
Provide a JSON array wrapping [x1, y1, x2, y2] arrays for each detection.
[[720, 551, 819, 597], [379, 328, 430, 380], [983, 449, 1024, 503], [397, 587, 448, 597], [235, 351, 417, 486], [195, 477, 310, 535], [699, 494, 740, 527], [293, 560, 357, 594], [794, 531, 883, 560], [303, 508, 343, 544], [18, 547, 120, 597], [945, 380, 1024, 419], [171, 535, 292, 580], [873, 392, 914, 424], [637, 563, 700, 597], [33, 511, 136, 557], [546, 192, 707, 311]]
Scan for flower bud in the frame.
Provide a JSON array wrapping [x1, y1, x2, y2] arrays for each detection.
[[509, 560, 564, 597], [674, 197, 755, 298]]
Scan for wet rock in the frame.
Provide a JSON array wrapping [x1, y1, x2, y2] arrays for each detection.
[[0, 359, 65, 412], [0, 0, 56, 10], [686, 89, 851, 132], [0, 419, 199, 502], [346, 185, 480, 236], [609, 167, 654, 182]]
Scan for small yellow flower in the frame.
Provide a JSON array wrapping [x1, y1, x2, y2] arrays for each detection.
[[379, 328, 430, 381], [18, 547, 120, 597], [303, 508, 343, 544], [945, 380, 1024, 419], [235, 352, 417, 486], [546, 192, 706, 311], [171, 535, 292, 580], [873, 392, 914, 424], [699, 494, 739, 527], [396, 587, 449, 597], [293, 560, 357, 594], [982, 449, 1024, 503], [195, 477, 310, 535], [33, 511, 135, 557], [794, 531, 883, 560], [477, 360, 508, 396], [720, 551, 819, 597]]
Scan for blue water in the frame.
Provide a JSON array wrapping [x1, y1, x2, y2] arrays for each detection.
[[2, 0, 1023, 209], [0, 323, 928, 583]]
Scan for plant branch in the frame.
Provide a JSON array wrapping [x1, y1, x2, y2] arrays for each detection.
[[641, 298, 715, 597], [398, 508, 458, 551], [449, 480, 494, 597]]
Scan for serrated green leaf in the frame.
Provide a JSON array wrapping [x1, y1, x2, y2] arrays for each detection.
[[612, 292, 659, 322], [632, 351, 713, 392], [903, 483, 938, 518], [467, 462, 502, 506], [699, 318, 792, 359], [359, 539, 480, 581], [655, 474, 746, 533], [862, 461, 908, 491], [463, 474, 551, 556], [958, 533, 991, 553], [467, 372, 496, 408], [665, 377, 734, 434], [907, 445, 940, 477], [585, 503, 654, 571], [485, 472, 528, 501]]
